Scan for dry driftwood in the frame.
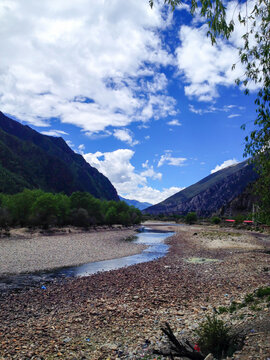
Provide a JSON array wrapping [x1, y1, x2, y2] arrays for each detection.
[[153, 322, 204, 359]]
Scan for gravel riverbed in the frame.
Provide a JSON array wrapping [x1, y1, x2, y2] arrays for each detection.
[[0, 228, 145, 275], [0, 225, 269, 359]]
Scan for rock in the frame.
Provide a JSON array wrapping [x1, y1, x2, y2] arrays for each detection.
[[204, 354, 215, 360]]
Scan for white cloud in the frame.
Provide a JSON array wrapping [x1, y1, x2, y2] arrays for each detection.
[[0, 0, 175, 130], [189, 104, 244, 116], [175, 0, 260, 102], [140, 160, 162, 180], [228, 114, 240, 118], [113, 129, 139, 146], [176, 25, 242, 101], [83, 149, 181, 204], [78, 144, 85, 153], [210, 159, 239, 174], [167, 119, 181, 126], [41, 129, 68, 136], [66, 140, 75, 149], [158, 152, 187, 167]]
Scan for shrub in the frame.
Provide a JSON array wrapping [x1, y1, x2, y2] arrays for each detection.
[[185, 212, 197, 225], [244, 293, 255, 303], [195, 315, 243, 359], [256, 287, 270, 298], [211, 216, 221, 224]]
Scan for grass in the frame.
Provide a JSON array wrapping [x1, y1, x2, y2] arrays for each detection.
[[256, 287, 270, 298], [217, 286, 270, 315]]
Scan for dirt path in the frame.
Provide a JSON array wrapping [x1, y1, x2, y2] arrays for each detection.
[[0, 225, 269, 359]]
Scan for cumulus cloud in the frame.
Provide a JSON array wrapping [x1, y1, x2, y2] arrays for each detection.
[[158, 152, 187, 167], [113, 129, 139, 146], [175, 0, 260, 102], [83, 149, 181, 204], [0, 0, 175, 131], [140, 160, 162, 180], [211, 159, 239, 174], [167, 119, 181, 126], [176, 25, 242, 101]]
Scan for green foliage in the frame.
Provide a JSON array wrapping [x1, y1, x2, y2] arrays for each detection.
[[256, 287, 270, 298], [0, 189, 142, 229], [185, 212, 197, 224], [234, 214, 245, 224], [195, 315, 242, 359], [69, 208, 90, 228], [244, 293, 255, 304], [149, 0, 234, 43], [211, 216, 221, 224], [217, 306, 228, 314]]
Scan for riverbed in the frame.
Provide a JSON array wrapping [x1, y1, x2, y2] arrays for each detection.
[[0, 228, 174, 291]]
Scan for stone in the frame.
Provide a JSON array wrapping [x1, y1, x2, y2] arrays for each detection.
[[204, 354, 215, 360]]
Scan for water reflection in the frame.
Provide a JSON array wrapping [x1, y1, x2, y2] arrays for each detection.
[[53, 230, 174, 277]]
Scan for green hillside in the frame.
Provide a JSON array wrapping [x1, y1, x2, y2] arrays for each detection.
[[0, 112, 118, 200]]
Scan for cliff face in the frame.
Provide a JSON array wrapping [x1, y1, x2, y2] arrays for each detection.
[[0, 112, 119, 200], [144, 160, 258, 217]]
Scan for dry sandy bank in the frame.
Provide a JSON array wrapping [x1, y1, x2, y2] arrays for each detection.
[[0, 229, 145, 275]]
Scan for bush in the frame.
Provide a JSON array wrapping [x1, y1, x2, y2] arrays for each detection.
[[195, 315, 243, 359], [211, 216, 221, 224], [185, 212, 197, 225], [256, 287, 270, 298]]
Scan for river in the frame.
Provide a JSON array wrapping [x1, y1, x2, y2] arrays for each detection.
[[0, 228, 174, 291]]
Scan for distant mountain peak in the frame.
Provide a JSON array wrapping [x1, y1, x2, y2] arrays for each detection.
[[119, 196, 152, 211]]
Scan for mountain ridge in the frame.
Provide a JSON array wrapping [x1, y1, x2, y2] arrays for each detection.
[[0, 112, 119, 200], [144, 159, 258, 217]]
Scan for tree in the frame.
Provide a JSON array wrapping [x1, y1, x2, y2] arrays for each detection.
[[185, 212, 197, 224], [151, 0, 269, 222], [30, 193, 59, 229]]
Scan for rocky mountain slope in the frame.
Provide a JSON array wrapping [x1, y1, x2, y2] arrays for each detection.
[[144, 160, 258, 217], [0, 112, 118, 200]]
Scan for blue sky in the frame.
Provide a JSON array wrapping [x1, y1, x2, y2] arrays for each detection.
[[0, 0, 258, 204]]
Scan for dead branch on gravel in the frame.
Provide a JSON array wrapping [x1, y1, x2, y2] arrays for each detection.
[[153, 322, 204, 359]]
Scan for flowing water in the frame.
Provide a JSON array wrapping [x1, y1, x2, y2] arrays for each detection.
[[0, 228, 174, 291]]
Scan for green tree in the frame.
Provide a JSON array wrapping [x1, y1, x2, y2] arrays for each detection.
[[30, 193, 59, 229], [185, 212, 197, 224], [105, 206, 118, 225], [69, 208, 90, 228], [152, 0, 269, 222], [6, 189, 45, 226]]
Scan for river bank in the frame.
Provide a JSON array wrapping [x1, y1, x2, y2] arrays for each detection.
[[0, 228, 145, 275], [0, 224, 269, 359]]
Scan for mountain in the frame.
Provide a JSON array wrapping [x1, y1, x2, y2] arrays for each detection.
[[143, 160, 258, 217], [119, 196, 152, 211], [0, 112, 119, 200]]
